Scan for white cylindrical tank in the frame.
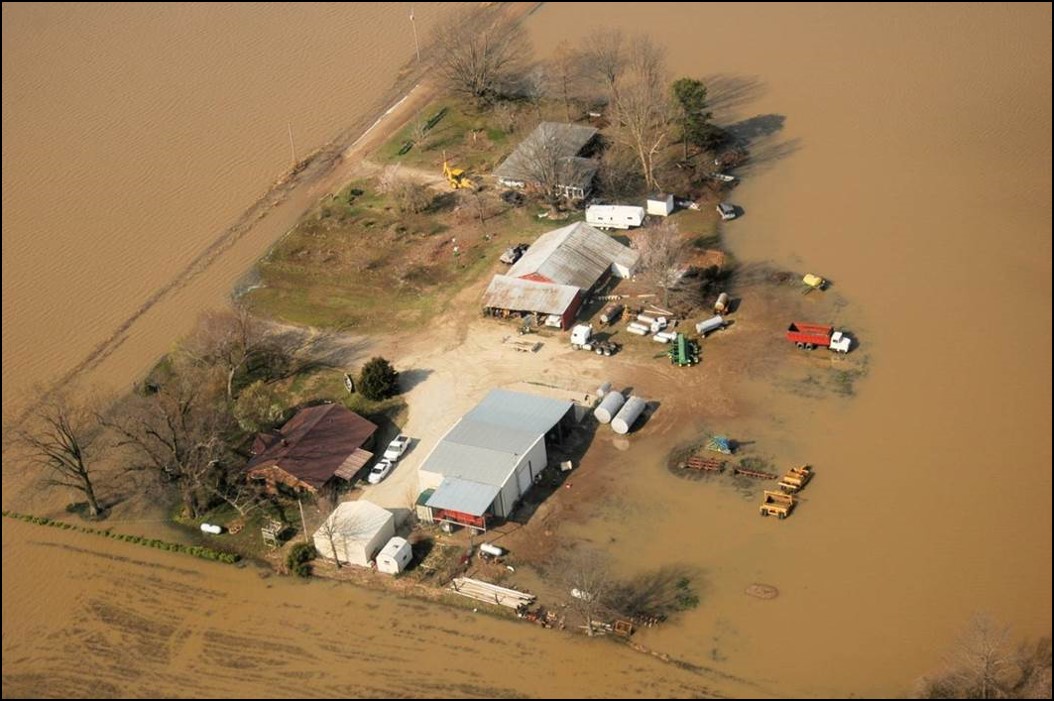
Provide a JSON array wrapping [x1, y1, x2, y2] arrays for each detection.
[[479, 543, 505, 557], [626, 324, 648, 336], [714, 292, 730, 314], [637, 313, 657, 324], [596, 381, 612, 398], [200, 523, 222, 535], [611, 396, 647, 434], [594, 391, 626, 424], [696, 315, 725, 336]]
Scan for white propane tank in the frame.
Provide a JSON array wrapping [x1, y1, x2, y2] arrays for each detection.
[[596, 381, 612, 398], [695, 315, 725, 336], [200, 523, 222, 535], [479, 543, 506, 557], [611, 396, 647, 434], [594, 392, 626, 424], [637, 313, 657, 324]]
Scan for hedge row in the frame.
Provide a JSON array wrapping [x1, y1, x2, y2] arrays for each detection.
[[2, 510, 240, 564]]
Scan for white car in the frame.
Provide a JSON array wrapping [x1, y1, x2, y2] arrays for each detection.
[[383, 435, 410, 462], [716, 203, 737, 221], [367, 458, 394, 485]]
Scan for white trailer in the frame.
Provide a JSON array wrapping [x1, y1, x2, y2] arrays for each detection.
[[585, 204, 645, 230]]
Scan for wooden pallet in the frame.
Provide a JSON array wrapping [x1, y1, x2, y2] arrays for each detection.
[[733, 466, 779, 480], [684, 456, 726, 472]]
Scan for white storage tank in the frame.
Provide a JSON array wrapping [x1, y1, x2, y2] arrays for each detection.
[[611, 396, 647, 434], [479, 542, 506, 557], [596, 381, 612, 398], [594, 391, 626, 424], [376, 536, 413, 575], [696, 315, 725, 336]]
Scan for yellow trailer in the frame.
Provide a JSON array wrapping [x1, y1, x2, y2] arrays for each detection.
[[777, 465, 813, 493], [759, 491, 796, 519]]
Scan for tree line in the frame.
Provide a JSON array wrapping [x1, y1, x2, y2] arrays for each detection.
[[5, 306, 400, 522]]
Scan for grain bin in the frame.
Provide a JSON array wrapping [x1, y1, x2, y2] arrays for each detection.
[[594, 391, 626, 424], [611, 396, 647, 434]]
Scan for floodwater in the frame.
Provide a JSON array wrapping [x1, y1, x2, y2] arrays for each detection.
[[3, 2, 1050, 698]]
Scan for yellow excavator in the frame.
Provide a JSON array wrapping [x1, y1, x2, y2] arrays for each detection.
[[442, 153, 475, 190]]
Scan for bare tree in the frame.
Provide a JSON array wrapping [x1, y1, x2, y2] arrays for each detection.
[[613, 36, 672, 191], [914, 614, 1048, 700], [313, 495, 345, 568], [582, 28, 626, 113], [182, 307, 276, 403], [431, 8, 531, 106], [637, 220, 688, 307], [559, 548, 616, 637], [102, 365, 232, 519], [390, 177, 433, 215], [182, 307, 342, 403], [8, 395, 105, 517], [550, 40, 584, 122]]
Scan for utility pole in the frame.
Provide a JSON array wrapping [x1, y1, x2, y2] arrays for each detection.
[[297, 497, 309, 543], [287, 121, 298, 167], [409, 5, 421, 63]]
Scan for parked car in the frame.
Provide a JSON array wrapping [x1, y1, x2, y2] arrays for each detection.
[[500, 243, 528, 264], [367, 458, 394, 485], [383, 435, 410, 461], [716, 203, 737, 221]]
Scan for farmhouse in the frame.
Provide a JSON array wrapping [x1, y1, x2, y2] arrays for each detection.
[[245, 404, 377, 493], [494, 122, 599, 200]]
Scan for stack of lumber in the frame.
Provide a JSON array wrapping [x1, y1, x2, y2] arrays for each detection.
[[450, 577, 536, 610]]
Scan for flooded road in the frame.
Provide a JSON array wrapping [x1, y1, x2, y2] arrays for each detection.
[[3, 3, 1050, 698]]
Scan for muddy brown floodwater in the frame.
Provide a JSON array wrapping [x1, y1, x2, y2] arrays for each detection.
[[3, 3, 1050, 698]]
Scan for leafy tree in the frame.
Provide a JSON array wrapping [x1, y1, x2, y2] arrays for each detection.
[[358, 357, 399, 401], [286, 542, 317, 577], [671, 77, 716, 160]]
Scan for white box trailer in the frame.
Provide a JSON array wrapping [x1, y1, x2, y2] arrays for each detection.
[[585, 204, 645, 230], [376, 536, 413, 575]]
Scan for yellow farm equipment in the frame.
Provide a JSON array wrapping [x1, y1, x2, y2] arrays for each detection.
[[443, 156, 475, 190]]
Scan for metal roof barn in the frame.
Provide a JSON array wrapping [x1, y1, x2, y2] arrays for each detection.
[[508, 221, 639, 288], [482, 276, 581, 316]]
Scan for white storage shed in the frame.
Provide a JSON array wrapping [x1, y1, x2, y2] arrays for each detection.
[[313, 500, 394, 568]]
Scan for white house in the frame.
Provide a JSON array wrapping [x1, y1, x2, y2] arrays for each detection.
[[417, 389, 575, 531], [313, 500, 394, 568]]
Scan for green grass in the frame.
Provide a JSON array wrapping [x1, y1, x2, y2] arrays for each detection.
[[377, 98, 513, 174]]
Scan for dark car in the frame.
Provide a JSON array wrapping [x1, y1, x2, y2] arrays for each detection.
[[500, 243, 529, 264]]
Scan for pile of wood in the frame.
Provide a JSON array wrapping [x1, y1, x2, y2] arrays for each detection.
[[450, 577, 536, 610], [683, 455, 726, 472]]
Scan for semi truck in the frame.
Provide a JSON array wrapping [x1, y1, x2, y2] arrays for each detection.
[[785, 322, 852, 353], [570, 324, 620, 356]]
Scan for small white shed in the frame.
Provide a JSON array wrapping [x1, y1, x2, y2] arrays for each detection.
[[646, 193, 674, 217], [313, 500, 394, 568], [376, 536, 413, 575]]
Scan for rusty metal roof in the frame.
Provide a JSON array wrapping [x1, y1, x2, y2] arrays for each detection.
[[482, 275, 580, 314], [245, 404, 377, 490], [507, 221, 639, 289]]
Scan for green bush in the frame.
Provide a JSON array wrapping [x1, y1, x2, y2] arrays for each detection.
[[358, 357, 399, 401], [1, 510, 239, 565], [286, 542, 317, 577]]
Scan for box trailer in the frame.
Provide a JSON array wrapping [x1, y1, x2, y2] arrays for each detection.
[[585, 204, 645, 230]]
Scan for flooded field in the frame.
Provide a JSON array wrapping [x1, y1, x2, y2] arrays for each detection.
[[3, 3, 1050, 698]]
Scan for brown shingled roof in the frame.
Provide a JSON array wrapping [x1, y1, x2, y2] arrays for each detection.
[[245, 404, 378, 491]]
